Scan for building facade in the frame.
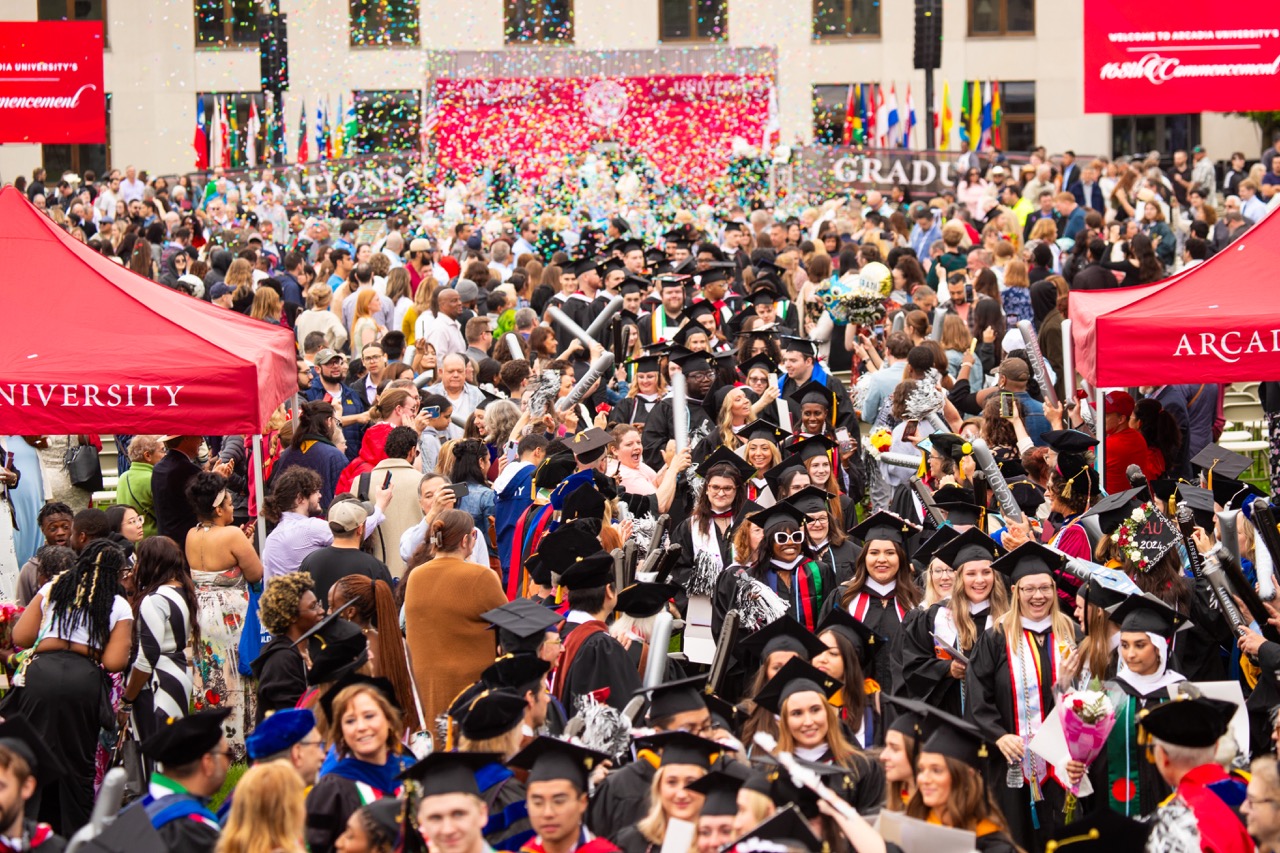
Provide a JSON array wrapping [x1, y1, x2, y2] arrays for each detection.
[[0, 0, 1260, 183]]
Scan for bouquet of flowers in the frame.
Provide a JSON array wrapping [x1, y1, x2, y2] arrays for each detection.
[[819, 267, 889, 326], [0, 602, 27, 692], [1059, 681, 1116, 822]]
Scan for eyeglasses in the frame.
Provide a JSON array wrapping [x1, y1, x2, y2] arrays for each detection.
[[706, 484, 736, 494], [931, 565, 956, 575], [804, 515, 827, 526], [774, 531, 805, 545], [298, 738, 325, 748], [1019, 585, 1055, 597]]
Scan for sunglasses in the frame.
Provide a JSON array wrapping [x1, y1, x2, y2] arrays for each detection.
[[773, 530, 805, 545]]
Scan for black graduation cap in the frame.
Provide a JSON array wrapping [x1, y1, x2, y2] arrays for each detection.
[[753, 657, 842, 715], [1040, 429, 1099, 456], [778, 335, 816, 357], [930, 432, 973, 463], [1056, 454, 1101, 499], [754, 259, 786, 279], [482, 654, 551, 691], [685, 300, 719, 324], [562, 483, 607, 523], [935, 499, 986, 529], [697, 445, 756, 482], [1111, 592, 1190, 639], [567, 427, 612, 461], [319, 673, 399, 723], [737, 615, 828, 662], [400, 751, 501, 797], [506, 736, 609, 792], [881, 694, 941, 741], [919, 706, 994, 765], [673, 321, 711, 348], [644, 246, 668, 266], [1211, 475, 1266, 511], [662, 225, 693, 242], [535, 453, 578, 489], [739, 418, 789, 446], [933, 528, 1004, 568], [1081, 573, 1135, 612], [698, 266, 733, 288], [789, 380, 836, 414], [783, 485, 835, 517], [635, 730, 722, 769], [991, 540, 1068, 585], [535, 520, 603, 578], [786, 434, 838, 463], [558, 551, 615, 591], [738, 353, 779, 376], [306, 629, 369, 686], [849, 510, 920, 550], [615, 581, 680, 618], [815, 607, 881, 669], [0, 716, 67, 788], [725, 804, 822, 852], [599, 257, 626, 278], [704, 693, 744, 734], [1155, 480, 1214, 530], [931, 483, 973, 505], [569, 256, 604, 277], [1081, 486, 1146, 538], [459, 688, 528, 741], [482, 598, 563, 641], [685, 769, 747, 817], [916, 525, 959, 564], [140, 708, 232, 767], [746, 500, 809, 533], [624, 353, 663, 374], [633, 674, 709, 721], [292, 601, 359, 648], [670, 347, 714, 375], [1138, 695, 1237, 748], [1047, 807, 1152, 853], [620, 274, 652, 296], [1191, 443, 1253, 482]]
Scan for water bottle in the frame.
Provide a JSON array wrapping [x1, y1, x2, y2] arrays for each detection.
[[1006, 758, 1025, 789]]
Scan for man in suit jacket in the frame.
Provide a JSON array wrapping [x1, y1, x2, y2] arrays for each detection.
[[1069, 164, 1106, 214], [152, 435, 229, 548], [1058, 151, 1080, 191]]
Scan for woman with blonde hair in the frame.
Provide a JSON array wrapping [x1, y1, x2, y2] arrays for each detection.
[[349, 288, 383, 351], [967, 542, 1079, 852], [250, 286, 282, 325], [217, 762, 307, 853], [940, 312, 984, 391], [406, 275, 437, 344], [225, 257, 255, 313], [384, 268, 414, 334], [614, 733, 719, 853], [1000, 259, 1034, 326]]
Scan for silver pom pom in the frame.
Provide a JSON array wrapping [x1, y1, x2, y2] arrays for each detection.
[[576, 694, 633, 762], [904, 368, 947, 421]]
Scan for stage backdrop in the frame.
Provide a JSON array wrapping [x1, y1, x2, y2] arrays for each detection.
[[0, 21, 105, 143], [1083, 0, 1280, 114], [430, 74, 773, 193]]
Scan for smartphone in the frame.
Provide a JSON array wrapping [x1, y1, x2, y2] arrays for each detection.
[[382, 471, 393, 490], [873, 325, 885, 338], [424, 405, 441, 419], [965, 283, 974, 302], [446, 482, 470, 499], [836, 428, 853, 455], [903, 420, 918, 440], [999, 391, 1015, 418]]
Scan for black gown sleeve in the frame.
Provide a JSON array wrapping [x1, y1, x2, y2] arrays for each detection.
[[900, 605, 961, 706], [304, 775, 362, 853], [563, 632, 644, 712], [966, 629, 1011, 738], [640, 400, 674, 471], [155, 818, 220, 853], [845, 752, 887, 816]]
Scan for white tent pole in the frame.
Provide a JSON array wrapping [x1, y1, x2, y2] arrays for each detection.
[[253, 433, 267, 554], [1095, 386, 1106, 483], [1061, 319, 1075, 405]]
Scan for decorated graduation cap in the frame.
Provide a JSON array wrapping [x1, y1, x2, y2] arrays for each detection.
[[1138, 694, 1237, 748], [778, 335, 817, 358], [739, 418, 790, 446], [849, 510, 920, 551], [482, 598, 563, 642], [482, 654, 551, 692], [635, 730, 722, 769], [1111, 592, 1191, 638], [1080, 486, 1146, 538], [737, 615, 829, 662], [782, 486, 835, 517], [567, 427, 612, 464], [753, 657, 842, 715], [918, 705, 994, 765], [738, 353, 779, 376], [459, 688, 528, 741], [0, 716, 66, 787], [140, 708, 232, 767], [507, 737, 609, 793], [685, 766, 750, 817], [991, 540, 1068, 585], [633, 674, 709, 721], [1210, 474, 1267, 511], [746, 500, 809, 534], [929, 432, 973, 464], [815, 607, 881, 670], [697, 446, 756, 483], [786, 434, 838, 463], [558, 552, 616, 591], [1191, 443, 1253, 485], [916, 525, 959, 564], [934, 528, 1004, 569], [246, 708, 317, 761], [615, 581, 680, 618], [400, 751, 501, 798], [1045, 807, 1152, 853]]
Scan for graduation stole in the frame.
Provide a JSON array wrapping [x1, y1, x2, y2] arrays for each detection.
[[555, 620, 609, 701], [354, 780, 400, 806], [1005, 627, 1067, 785], [650, 310, 676, 342], [1106, 693, 1142, 815], [788, 560, 826, 632], [509, 503, 556, 600], [849, 590, 907, 623]]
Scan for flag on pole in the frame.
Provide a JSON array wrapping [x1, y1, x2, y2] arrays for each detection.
[[980, 81, 993, 150], [874, 85, 888, 148], [841, 84, 856, 145], [194, 95, 209, 169], [297, 99, 309, 164], [344, 96, 358, 155], [333, 95, 344, 159], [325, 97, 336, 160], [886, 84, 900, 147], [228, 100, 240, 168], [940, 80, 953, 150], [968, 81, 982, 150], [316, 100, 326, 161], [857, 84, 869, 146], [209, 96, 223, 170], [865, 85, 877, 147], [958, 81, 970, 147], [904, 84, 916, 149], [988, 80, 998, 148], [246, 98, 260, 168]]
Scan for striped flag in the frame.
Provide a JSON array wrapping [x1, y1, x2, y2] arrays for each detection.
[[874, 85, 888, 147], [968, 81, 982, 150], [841, 84, 856, 145], [297, 99, 309, 164], [992, 82, 1003, 149], [194, 94, 209, 169], [316, 100, 326, 161], [886, 84, 900, 147], [865, 85, 877, 147], [958, 81, 970, 147], [980, 81, 993, 150], [940, 81, 954, 150], [904, 84, 916, 149]]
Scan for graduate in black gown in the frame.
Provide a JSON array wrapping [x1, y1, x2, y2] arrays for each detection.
[[611, 352, 665, 429], [967, 542, 1085, 853], [555, 553, 643, 715], [900, 528, 1007, 716], [639, 349, 715, 472], [828, 511, 923, 696], [670, 448, 751, 629], [129, 710, 230, 853], [613, 732, 721, 853], [812, 608, 883, 749], [790, 485, 860, 585]]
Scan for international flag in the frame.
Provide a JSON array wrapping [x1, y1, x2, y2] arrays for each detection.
[[980, 81, 993, 150], [865, 85, 877, 148], [841, 84, 856, 145], [420, 92, 439, 151], [296, 99, 309, 164], [874, 85, 888, 148], [218, 98, 231, 169], [228, 99, 240, 168], [992, 81, 1003, 149], [194, 95, 209, 169], [958, 81, 970, 147], [245, 98, 260, 168], [209, 96, 223, 170], [940, 80, 953, 150], [344, 96, 358, 156], [968, 81, 982, 150], [886, 84, 900, 147], [857, 84, 869, 146], [325, 97, 336, 160], [333, 95, 344, 159], [316, 100, 326, 161], [904, 84, 916, 149]]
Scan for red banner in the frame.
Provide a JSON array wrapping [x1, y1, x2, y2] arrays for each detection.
[[0, 21, 105, 143], [1083, 1, 1280, 114], [430, 74, 773, 193]]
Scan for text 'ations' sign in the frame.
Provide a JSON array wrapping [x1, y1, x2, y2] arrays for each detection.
[[1083, 1, 1280, 114], [0, 21, 105, 143]]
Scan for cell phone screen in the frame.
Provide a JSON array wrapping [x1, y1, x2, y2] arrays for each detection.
[[383, 471, 393, 489]]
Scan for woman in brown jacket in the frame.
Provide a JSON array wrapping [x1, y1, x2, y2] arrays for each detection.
[[403, 509, 507, 749]]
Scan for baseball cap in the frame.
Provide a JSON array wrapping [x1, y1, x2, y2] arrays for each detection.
[[209, 282, 233, 300], [1103, 390, 1135, 418], [328, 499, 375, 533], [409, 238, 431, 253], [314, 348, 343, 366]]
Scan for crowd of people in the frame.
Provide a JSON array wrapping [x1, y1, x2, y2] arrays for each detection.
[[2, 133, 1280, 853]]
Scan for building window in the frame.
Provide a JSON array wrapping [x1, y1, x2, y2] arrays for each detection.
[[354, 90, 420, 154], [659, 0, 727, 41], [969, 0, 1032, 35], [350, 0, 419, 46], [813, 0, 880, 39], [998, 81, 1035, 152], [195, 0, 258, 47], [42, 93, 111, 179], [38, 0, 107, 42], [505, 0, 573, 44], [197, 93, 267, 167], [1111, 115, 1201, 159]]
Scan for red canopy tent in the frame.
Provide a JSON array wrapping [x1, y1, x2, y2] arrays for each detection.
[[0, 186, 296, 434], [1070, 206, 1280, 387]]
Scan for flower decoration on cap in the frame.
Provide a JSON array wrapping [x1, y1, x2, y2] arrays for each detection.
[[1112, 502, 1177, 573]]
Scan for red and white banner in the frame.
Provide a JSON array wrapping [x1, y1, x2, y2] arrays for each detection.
[[1083, 1, 1280, 114], [430, 74, 772, 194], [0, 21, 105, 143]]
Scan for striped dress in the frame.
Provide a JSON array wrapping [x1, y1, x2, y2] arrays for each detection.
[[134, 585, 193, 725]]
